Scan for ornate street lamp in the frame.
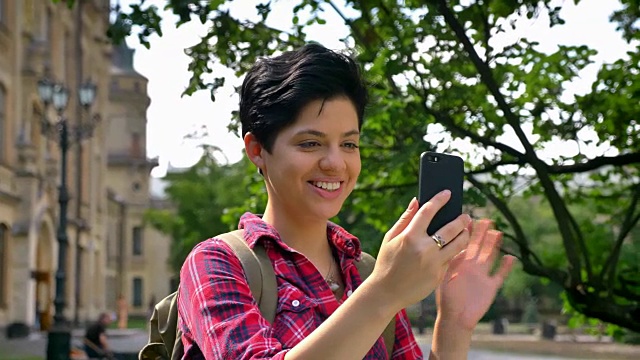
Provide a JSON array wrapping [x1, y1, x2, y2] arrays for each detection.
[[39, 76, 100, 360]]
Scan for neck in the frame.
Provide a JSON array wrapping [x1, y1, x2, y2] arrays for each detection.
[[262, 201, 333, 264]]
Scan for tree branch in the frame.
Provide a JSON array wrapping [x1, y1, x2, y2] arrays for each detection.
[[468, 160, 523, 175], [467, 175, 546, 270], [601, 183, 640, 284], [567, 206, 593, 281], [614, 275, 640, 301], [434, 0, 533, 156], [567, 289, 640, 332], [434, 0, 583, 284], [422, 106, 526, 160], [468, 153, 640, 176], [551, 152, 640, 174]]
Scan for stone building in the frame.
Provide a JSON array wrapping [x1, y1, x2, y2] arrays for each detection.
[[104, 40, 173, 318], [0, 0, 172, 331]]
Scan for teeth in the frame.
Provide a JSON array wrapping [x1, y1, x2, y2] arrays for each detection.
[[313, 181, 341, 191]]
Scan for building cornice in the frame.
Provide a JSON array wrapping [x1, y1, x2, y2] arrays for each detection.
[[107, 154, 159, 169], [0, 190, 20, 205]]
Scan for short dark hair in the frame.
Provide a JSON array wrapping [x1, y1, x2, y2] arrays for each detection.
[[240, 43, 368, 152]]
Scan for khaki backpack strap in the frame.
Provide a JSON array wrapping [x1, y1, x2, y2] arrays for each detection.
[[217, 230, 278, 324], [356, 252, 396, 359], [138, 290, 182, 360]]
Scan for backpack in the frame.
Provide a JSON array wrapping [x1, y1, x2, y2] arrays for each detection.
[[139, 230, 396, 360]]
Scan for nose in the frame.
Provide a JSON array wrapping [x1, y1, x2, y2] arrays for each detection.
[[319, 146, 346, 173]]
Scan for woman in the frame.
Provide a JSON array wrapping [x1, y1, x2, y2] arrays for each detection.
[[178, 43, 515, 359]]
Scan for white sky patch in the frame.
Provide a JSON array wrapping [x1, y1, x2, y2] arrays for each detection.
[[116, 0, 634, 178]]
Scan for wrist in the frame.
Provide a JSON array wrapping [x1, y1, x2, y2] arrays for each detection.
[[430, 316, 473, 360], [356, 278, 402, 321]]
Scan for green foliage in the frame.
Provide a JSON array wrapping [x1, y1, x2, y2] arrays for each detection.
[[103, 0, 640, 331], [144, 146, 251, 272], [561, 292, 628, 342]]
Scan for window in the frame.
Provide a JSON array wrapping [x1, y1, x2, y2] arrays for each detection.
[[0, 86, 5, 162], [132, 226, 143, 256], [130, 132, 141, 157], [132, 277, 143, 307], [0, 224, 7, 307]]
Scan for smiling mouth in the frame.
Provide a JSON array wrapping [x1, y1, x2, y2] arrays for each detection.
[[310, 181, 342, 192]]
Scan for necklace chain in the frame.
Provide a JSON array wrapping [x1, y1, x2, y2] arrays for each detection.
[[325, 258, 341, 293]]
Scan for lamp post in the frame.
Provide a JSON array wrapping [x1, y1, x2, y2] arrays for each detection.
[[38, 76, 99, 360]]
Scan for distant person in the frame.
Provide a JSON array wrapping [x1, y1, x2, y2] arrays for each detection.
[[83, 312, 114, 360], [116, 295, 128, 329]]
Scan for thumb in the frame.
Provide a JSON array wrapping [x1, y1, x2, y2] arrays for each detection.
[[384, 198, 419, 243]]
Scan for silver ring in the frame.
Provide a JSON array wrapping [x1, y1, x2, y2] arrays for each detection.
[[431, 234, 446, 249]]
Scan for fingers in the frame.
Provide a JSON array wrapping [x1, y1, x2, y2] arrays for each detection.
[[405, 190, 451, 236], [431, 213, 472, 247], [477, 230, 502, 265], [492, 255, 517, 287], [384, 198, 419, 243], [465, 219, 493, 260], [439, 227, 471, 263]]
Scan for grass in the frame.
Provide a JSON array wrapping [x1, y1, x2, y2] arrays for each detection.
[[108, 317, 149, 330]]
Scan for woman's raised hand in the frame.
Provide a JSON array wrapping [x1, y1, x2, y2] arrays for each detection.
[[370, 190, 472, 312], [435, 219, 516, 331]]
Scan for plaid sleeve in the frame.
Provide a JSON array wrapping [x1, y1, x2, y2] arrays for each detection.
[[178, 238, 289, 360], [391, 309, 423, 359]]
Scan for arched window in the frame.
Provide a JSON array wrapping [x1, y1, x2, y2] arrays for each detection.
[[0, 224, 7, 308]]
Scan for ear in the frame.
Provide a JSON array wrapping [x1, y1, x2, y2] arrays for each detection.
[[244, 132, 266, 171]]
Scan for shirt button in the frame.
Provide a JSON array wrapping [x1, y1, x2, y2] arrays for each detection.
[[292, 300, 300, 307], [347, 290, 353, 297]]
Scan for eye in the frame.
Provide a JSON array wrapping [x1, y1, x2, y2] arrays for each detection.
[[343, 142, 359, 149], [299, 141, 321, 149]]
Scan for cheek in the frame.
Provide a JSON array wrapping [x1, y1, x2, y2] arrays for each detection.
[[350, 156, 362, 178]]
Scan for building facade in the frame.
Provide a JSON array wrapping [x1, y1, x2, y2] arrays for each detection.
[[0, 0, 173, 330], [104, 41, 173, 317]]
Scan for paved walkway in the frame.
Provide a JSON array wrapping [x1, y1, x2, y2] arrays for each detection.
[[0, 328, 148, 359], [3, 327, 640, 359], [414, 331, 640, 360]]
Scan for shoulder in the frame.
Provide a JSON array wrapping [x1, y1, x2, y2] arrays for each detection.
[[185, 236, 239, 262], [179, 235, 248, 282]]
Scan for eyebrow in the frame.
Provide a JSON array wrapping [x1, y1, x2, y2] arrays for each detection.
[[294, 129, 360, 138]]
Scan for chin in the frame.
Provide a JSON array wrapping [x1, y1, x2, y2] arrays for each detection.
[[314, 205, 343, 221]]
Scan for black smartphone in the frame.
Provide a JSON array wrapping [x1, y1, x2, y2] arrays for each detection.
[[418, 152, 464, 235]]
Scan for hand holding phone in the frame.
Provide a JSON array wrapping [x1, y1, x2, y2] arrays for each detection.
[[418, 152, 464, 235]]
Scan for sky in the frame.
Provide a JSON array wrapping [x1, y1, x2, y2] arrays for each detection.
[[115, 0, 634, 178]]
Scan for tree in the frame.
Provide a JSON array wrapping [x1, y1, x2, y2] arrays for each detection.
[[144, 146, 253, 272], [105, 0, 639, 331]]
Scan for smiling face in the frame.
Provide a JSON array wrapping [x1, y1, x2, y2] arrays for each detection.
[[245, 97, 361, 223]]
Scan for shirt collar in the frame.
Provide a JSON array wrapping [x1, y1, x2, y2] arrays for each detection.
[[238, 212, 362, 259]]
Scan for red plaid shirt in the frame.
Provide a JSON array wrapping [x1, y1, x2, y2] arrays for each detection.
[[178, 213, 423, 359]]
